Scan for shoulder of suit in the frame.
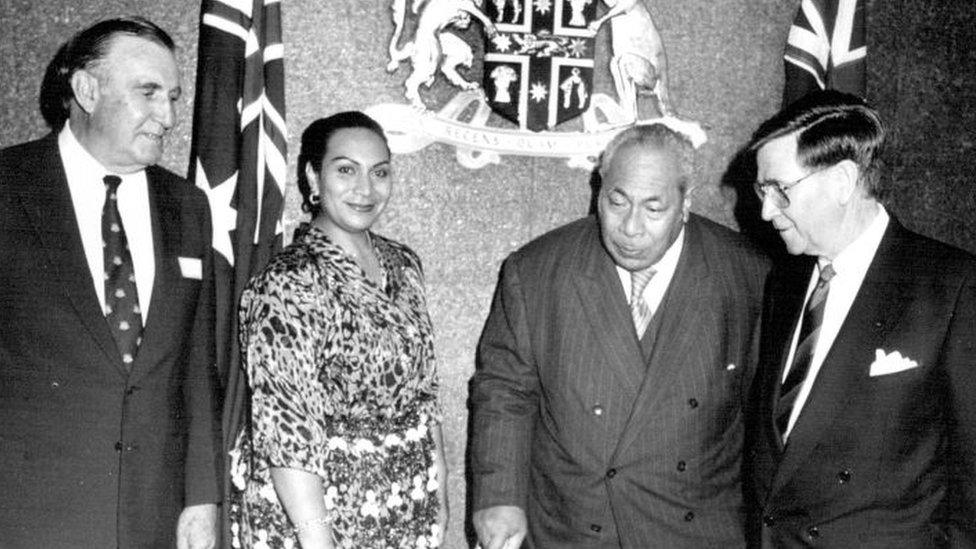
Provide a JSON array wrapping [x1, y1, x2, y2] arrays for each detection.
[[881, 220, 976, 282], [511, 215, 596, 261], [688, 213, 772, 271], [0, 134, 57, 178]]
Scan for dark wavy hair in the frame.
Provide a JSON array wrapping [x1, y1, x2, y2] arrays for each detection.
[[297, 111, 389, 218], [39, 16, 175, 130], [749, 90, 886, 199]]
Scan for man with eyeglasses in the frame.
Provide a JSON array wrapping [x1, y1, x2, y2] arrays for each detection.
[[744, 90, 976, 547]]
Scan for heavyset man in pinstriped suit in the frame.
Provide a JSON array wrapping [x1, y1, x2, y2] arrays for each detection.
[[470, 124, 770, 548]]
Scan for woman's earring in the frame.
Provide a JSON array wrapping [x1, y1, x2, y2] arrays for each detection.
[[309, 194, 321, 205]]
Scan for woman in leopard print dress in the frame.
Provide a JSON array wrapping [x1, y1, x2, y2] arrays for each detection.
[[229, 112, 447, 548]]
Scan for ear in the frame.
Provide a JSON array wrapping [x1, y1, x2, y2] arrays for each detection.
[[681, 185, 694, 222], [832, 159, 861, 204], [69, 69, 100, 115], [304, 163, 321, 199]]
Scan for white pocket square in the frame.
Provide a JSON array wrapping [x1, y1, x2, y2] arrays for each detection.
[[869, 349, 918, 377], [178, 256, 202, 280]]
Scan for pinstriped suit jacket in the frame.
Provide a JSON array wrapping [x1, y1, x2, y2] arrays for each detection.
[[470, 214, 770, 548]]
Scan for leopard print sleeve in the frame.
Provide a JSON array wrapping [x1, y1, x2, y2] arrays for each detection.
[[240, 250, 334, 478]]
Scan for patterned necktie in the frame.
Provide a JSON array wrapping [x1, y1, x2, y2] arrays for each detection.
[[775, 263, 836, 439], [630, 268, 656, 338], [102, 175, 144, 371]]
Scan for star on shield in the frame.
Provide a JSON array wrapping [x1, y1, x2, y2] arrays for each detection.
[[483, 0, 596, 131]]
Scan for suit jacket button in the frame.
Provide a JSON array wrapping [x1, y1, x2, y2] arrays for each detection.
[[763, 514, 775, 526], [590, 524, 602, 533], [684, 511, 695, 521], [837, 469, 852, 483], [688, 398, 698, 408], [592, 405, 603, 416], [606, 468, 617, 479], [807, 526, 820, 539], [676, 460, 686, 472], [114, 441, 123, 452]]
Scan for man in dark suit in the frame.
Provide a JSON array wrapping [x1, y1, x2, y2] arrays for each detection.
[[0, 17, 221, 548], [746, 90, 976, 547], [469, 124, 770, 548]]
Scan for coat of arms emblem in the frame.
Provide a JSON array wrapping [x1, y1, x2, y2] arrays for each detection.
[[372, 0, 705, 169], [482, 0, 596, 131]]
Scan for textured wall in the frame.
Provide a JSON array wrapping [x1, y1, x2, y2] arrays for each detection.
[[2, 1, 974, 547]]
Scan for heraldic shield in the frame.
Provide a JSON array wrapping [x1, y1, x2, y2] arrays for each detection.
[[483, 0, 597, 132]]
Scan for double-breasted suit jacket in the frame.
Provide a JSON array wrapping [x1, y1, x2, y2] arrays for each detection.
[[470, 214, 770, 548], [0, 134, 221, 547], [748, 218, 976, 548]]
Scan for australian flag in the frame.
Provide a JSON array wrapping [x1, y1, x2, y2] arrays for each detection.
[[783, 0, 866, 106], [186, 0, 286, 539]]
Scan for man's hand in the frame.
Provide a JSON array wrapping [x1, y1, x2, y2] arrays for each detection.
[[473, 505, 527, 549], [176, 503, 218, 549]]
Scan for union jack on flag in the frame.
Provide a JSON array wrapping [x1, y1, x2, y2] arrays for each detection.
[[187, 0, 286, 467], [783, 0, 866, 106]]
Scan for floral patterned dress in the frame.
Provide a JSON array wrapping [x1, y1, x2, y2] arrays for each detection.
[[229, 224, 442, 549]]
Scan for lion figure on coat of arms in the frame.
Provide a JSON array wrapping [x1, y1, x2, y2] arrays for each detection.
[[387, 0, 497, 108]]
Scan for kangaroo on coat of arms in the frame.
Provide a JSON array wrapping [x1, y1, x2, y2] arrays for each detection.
[[589, 0, 673, 120], [387, 0, 497, 108]]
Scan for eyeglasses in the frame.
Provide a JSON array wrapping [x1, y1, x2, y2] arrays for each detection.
[[753, 167, 829, 209]]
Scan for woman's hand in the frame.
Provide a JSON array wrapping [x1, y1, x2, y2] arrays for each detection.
[[269, 467, 336, 549]]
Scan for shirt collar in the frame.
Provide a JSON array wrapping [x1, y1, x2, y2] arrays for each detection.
[[614, 225, 685, 280], [58, 123, 145, 184], [652, 225, 685, 278], [826, 205, 890, 276]]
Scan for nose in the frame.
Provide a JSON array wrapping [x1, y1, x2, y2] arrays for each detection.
[[156, 99, 176, 130], [760, 193, 780, 222], [621, 206, 643, 237], [355, 171, 374, 196]]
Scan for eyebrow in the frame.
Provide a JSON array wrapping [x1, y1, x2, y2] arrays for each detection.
[[609, 186, 663, 203], [328, 156, 390, 169], [137, 81, 182, 97]]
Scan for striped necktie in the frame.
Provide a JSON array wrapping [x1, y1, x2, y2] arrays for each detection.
[[102, 175, 144, 371], [775, 263, 836, 439], [630, 268, 656, 338]]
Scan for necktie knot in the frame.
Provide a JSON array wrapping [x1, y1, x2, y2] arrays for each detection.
[[103, 175, 122, 194], [818, 263, 836, 285]]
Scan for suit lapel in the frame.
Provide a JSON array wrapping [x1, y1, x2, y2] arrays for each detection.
[[772, 222, 910, 492], [760, 257, 814, 454], [572, 223, 645, 401], [610, 219, 713, 460], [129, 171, 181, 383], [20, 135, 126, 376]]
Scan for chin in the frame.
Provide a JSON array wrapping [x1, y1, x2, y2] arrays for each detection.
[[611, 254, 652, 272]]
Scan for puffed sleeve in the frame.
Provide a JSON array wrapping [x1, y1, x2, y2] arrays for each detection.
[[240, 262, 333, 477], [400, 245, 443, 424]]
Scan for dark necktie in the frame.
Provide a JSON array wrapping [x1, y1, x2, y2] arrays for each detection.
[[775, 263, 836, 439], [102, 175, 144, 370]]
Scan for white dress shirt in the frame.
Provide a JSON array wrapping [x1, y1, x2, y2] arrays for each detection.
[[59, 124, 155, 323], [616, 226, 685, 318], [781, 207, 890, 439]]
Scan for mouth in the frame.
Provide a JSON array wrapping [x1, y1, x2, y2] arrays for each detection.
[[613, 242, 644, 258], [346, 202, 377, 213]]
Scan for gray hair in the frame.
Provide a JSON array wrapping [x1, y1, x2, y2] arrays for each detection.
[[598, 123, 695, 192]]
